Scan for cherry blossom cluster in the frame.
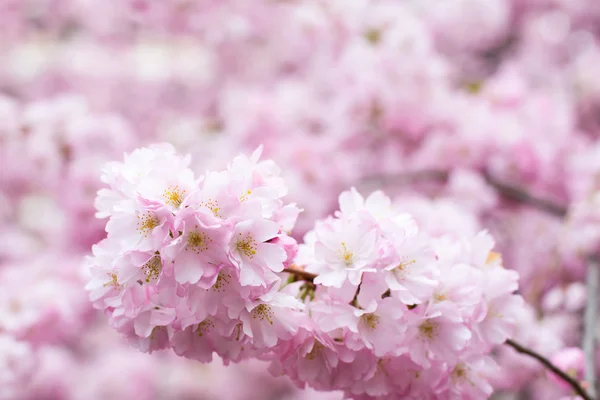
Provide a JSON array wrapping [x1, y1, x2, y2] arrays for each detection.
[[86, 145, 524, 399], [86, 143, 304, 358], [278, 189, 523, 399]]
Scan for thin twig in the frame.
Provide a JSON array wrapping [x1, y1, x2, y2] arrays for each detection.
[[584, 257, 599, 397], [350, 281, 363, 308], [506, 339, 594, 400]]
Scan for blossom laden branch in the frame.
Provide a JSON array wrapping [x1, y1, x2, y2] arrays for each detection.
[[283, 264, 595, 399], [506, 339, 594, 400]]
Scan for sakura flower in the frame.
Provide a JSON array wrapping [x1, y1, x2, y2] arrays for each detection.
[[403, 305, 472, 368], [310, 213, 379, 288], [348, 297, 406, 356], [237, 291, 305, 348], [229, 218, 286, 287], [383, 235, 437, 305], [163, 208, 231, 286], [440, 355, 496, 400], [104, 197, 174, 252]]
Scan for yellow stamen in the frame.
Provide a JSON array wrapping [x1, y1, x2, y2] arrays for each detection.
[[211, 272, 232, 292], [142, 257, 162, 283], [186, 228, 211, 254], [236, 233, 257, 258], [486, 251, 502, 265], [361, 313, 380, 330], [163, 185, 186, 208], [418, 320, 439, 340], [239, 190, 252, 202], [197, 318, 216, 337], [337, 241, 354, 266], [251, 304, 274, 325], [306, 341, 324, 360], [137, 212, 159, 237], [104, 273, 121, 289], [200, 198, 221, 218], [433, 292, 447, 302], [394, 259, 416, 279], [364, 28, 382, 44]]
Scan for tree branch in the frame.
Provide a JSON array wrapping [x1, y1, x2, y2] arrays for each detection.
[[481, 171, 567, 217], [283, 266, 317, 283], [584, 257, 599, 398], [506, 338, 594, 400], [361, 169, 568, 218]]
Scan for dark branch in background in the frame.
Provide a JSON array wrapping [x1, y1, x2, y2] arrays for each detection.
[[361, 169, 568, 217], [506, 339, 593, 400], [481, 171, 567, 217]]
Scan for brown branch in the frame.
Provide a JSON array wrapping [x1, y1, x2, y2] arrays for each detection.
[[481, 171, 567, 217], [506, 339, 594, 400], [282, 266, 317, 282], [361, 169, 568, 218]]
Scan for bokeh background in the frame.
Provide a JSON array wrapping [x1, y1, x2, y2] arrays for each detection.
[[2, 1, 600, 399]]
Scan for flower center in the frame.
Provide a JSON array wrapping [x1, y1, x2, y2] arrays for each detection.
[[137, 212, 159, 237], [104, 273, 121, 289], [337, 241, 354, 266], [306, 341, 324, 360], [236, 233, 257, 258], [361, 313, 380, 330], [163, 185, 185, 207], [433, 292, 447, 302], [418, 320, 439, 340], [251, 304, 274, 325], [197, 318, 216, 337], [142, 256, 162, 283], [239, 189, 252, 202], [364, 28, 382, 45], [395, 258, 416, 279], [187, 229, 211, 254], [212, 272, 231, 292], [200, 198, 221, 218], [451, 363, 471, 383]]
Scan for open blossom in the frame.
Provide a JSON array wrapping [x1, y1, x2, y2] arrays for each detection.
[[164, 207, 230, 286], [229, 218, 287, 287], [309, 212, 379, 288]]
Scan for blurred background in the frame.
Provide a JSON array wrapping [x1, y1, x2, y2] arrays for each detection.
[[2, 0, 600, 399]]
